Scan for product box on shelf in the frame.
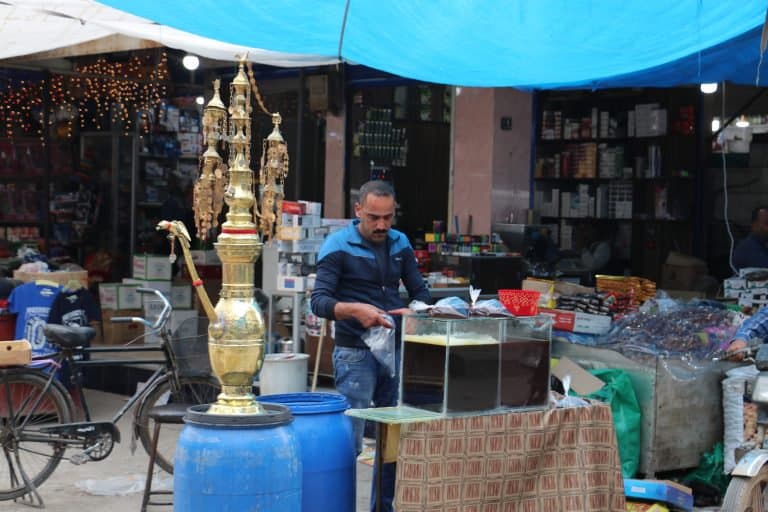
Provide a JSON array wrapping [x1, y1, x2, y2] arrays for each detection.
[[281, 213, 322, 227], [277, 239, 324, 254], [277, 275, 306, 292], [277, 225, 329, 241], [298, 200, 322, 216], [132, 254, 173, 281], [623, 479, 692, 512], [400, 315, 552, 415], [281, 200, 306, 215], [539, 308, 612, 335]]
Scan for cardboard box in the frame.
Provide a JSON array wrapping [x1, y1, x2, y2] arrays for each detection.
[[281, 213, 322, 227], [133, 254, 172, 281], [98, 283, 119, 310], [661, 263, 704, 291], [117, 285, 141, 310], [171, 283, 193, 309], [551, 356, 605, 395], [13, 269, 89, 290], [101, 309, 143, 345], [623, 479, 693, 512], [540, 308, 612, 335], [0, 340, 31, 366], [298, 200, 322, 216], [278, 226, 309, 241], [130, 280, 172, 307]]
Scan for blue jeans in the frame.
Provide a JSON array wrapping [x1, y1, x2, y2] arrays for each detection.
[[333, 346, 399, 512]]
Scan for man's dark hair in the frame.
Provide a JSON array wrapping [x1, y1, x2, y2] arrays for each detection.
[[752, 206, 768, 222], [358, 180, 395, 206]]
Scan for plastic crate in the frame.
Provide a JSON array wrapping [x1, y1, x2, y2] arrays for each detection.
[[498, 289, 540, 316]]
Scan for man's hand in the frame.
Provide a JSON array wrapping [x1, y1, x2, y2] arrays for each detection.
[[334, 302, 393, 329], [387, 308, 412, 316], [727, 338, 748, 361]]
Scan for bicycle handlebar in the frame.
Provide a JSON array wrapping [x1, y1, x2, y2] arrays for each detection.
[[110, 288, 172, 331]]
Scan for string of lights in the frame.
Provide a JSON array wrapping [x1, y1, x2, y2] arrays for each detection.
[[0, 51, 170, 142]]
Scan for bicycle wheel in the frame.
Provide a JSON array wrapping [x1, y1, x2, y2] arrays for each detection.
[[722, 465, 768, 512], [135, 375, 220, 474], [0, 368, 74, 500]]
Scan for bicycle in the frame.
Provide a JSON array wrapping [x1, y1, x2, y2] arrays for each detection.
[[0, 287, 220, 506]]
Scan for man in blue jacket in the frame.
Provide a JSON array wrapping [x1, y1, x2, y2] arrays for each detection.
[[311, 180, 430, 512]]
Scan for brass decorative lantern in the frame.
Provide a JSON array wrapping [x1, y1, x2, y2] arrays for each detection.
[[159, 58, 289, 415]]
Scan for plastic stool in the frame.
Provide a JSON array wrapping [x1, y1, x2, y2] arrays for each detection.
[[141, 403, 188, 512]]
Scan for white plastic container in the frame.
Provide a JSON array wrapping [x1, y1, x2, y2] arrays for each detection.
[[259, 353, 309, 396]]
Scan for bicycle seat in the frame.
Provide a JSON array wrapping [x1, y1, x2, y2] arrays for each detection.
[[43, 324, 96, 349]]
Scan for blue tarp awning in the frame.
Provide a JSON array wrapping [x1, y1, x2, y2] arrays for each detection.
[[95, 0, 768, 88]]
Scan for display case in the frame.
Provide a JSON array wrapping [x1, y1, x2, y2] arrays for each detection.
[[400, 315, 552, 415]]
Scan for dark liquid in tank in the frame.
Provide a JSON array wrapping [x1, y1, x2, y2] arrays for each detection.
[[402, 339, 499, 413], [500, 339, 550, 407]]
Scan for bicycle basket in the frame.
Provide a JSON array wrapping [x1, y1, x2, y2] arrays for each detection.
[[168, 317, 212, 378]]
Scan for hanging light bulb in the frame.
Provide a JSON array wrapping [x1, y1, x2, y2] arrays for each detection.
[[182, 54, 200, 71], [711, 117, 721, 132], [195, 95, 205, 105], [700, 83, 718, 94], [736, 115, 750, 128]]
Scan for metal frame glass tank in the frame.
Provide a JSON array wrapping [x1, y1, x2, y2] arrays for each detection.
[[400, 315, 552, 415]]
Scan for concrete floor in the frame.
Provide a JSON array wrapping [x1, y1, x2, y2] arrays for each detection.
[[2, 388, 373, 512]]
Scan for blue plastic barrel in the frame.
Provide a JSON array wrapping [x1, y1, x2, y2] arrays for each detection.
[[174, 403, 302, 512], [258, 392, 355, 512]]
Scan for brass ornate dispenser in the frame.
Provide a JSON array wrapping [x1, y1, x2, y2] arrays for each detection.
[[158, 58, 289, 415]]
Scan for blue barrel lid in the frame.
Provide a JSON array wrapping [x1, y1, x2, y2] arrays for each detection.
[[258, 392, 349, 415]]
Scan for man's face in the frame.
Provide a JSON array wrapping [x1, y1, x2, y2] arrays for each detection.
[[754, 209, 768, 242], [355, 194, 395, 244]]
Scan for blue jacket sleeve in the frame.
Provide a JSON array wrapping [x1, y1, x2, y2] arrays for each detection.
[[735, 306, 768, 342], [400, 245, 431, 304], [310, 250, 342, 320]]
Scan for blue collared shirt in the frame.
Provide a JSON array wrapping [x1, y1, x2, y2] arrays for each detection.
[[735, 305, 768, 342]]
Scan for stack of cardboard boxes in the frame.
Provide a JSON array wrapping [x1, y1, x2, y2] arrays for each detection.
[[273, 200, 328, 293], [725, 270, 768, 309], [98, 254, 195, 344]]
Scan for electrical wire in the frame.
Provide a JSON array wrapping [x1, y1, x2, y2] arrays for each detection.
[[721, 81, 738, 274]]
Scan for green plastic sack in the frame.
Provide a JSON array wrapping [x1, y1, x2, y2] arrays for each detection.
[[583, 368, 642, 478], [681, 442, 730, 496]]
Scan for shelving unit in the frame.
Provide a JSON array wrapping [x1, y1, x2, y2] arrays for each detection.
[[134, 99, 202, 253], [533, 88, 702, 280]]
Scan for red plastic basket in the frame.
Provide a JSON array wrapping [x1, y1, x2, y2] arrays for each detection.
[[498, 289, 540, 316]]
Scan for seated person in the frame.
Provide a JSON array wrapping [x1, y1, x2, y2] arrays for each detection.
[[733, 206, 768, 270], [580, 226, 611, 273], [727, 305, 768, 358]]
